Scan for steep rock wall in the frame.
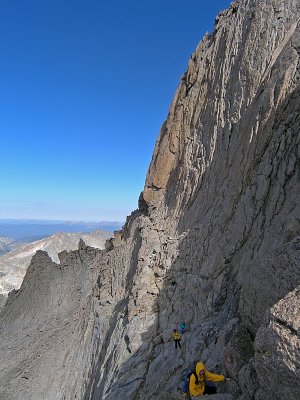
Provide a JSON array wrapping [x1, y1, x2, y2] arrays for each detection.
[[0, 1, 300, 399]]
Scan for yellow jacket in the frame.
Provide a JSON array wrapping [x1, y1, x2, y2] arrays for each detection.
[[189, 362, 225, 397], [172, 331, 181, 340]]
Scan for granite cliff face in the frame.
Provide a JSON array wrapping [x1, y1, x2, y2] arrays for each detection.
[[0, 1, 299, 399]]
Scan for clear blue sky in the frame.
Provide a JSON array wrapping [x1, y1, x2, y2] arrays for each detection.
[[0, 0, 231, 222]]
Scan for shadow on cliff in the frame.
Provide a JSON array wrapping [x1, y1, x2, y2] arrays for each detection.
[[95, 85, 300, 399], [85, 218, 143, 400]]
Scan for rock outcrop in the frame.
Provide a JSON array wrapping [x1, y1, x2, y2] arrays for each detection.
[[0, 0, 299, 399], [0, 230, 111, 308]]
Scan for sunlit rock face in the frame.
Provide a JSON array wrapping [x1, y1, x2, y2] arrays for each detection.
[[0, 1, 300, 399]]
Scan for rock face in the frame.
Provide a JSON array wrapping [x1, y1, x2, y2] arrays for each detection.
[[0, 246, 101, 400], [0, 230, 111, 308], [0, 1, 300, 399]]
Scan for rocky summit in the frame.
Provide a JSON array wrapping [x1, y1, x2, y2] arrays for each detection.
[[0, 0, 299, 399], [0, 230, 112, 310]]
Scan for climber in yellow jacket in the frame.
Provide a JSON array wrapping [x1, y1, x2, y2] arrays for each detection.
[[172, 329, 182, 349], [189, 362, 225, 397]]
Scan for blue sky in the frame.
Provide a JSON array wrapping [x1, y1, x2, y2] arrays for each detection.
[[0, 0, 231, 222]]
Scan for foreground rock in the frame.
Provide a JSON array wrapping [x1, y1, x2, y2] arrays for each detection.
[[0, 245, 101, 400], [0, 0, 299, 399]]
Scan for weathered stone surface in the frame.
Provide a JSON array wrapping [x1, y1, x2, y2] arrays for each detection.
[[0, 1, 300, 399], [254, 287, 300, 399], [0, 247, 101, 400]]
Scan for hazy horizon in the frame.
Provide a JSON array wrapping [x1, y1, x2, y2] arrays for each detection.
[[0, 218, 124, 224], [0, 218, 124, 240]]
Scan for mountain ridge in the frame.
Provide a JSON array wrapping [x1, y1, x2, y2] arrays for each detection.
[[0, 1, 299, 399], [0, 236, 21, 256], [0, 230, 112, 309]]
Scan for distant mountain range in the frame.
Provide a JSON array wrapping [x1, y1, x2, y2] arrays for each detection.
[[0, 219, 123, 241], [0, 230, 112, 308], [0, 237, 22, 256]]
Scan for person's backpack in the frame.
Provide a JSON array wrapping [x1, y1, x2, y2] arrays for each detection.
[[179, 323, 186, 334], [180, 369, 198, 398], [179, 371, 190, 395], [179, 369, 198, 396]]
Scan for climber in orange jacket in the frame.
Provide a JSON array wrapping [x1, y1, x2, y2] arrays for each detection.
[[189, 361, 225, 397]]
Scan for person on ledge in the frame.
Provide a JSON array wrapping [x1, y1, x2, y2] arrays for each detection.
[[172, 329, 182, 349], [179, 321, 187, 334], [189, 361, 226, 397]]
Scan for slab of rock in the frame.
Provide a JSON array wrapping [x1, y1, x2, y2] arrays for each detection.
[[254, 287, 300, 399]]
